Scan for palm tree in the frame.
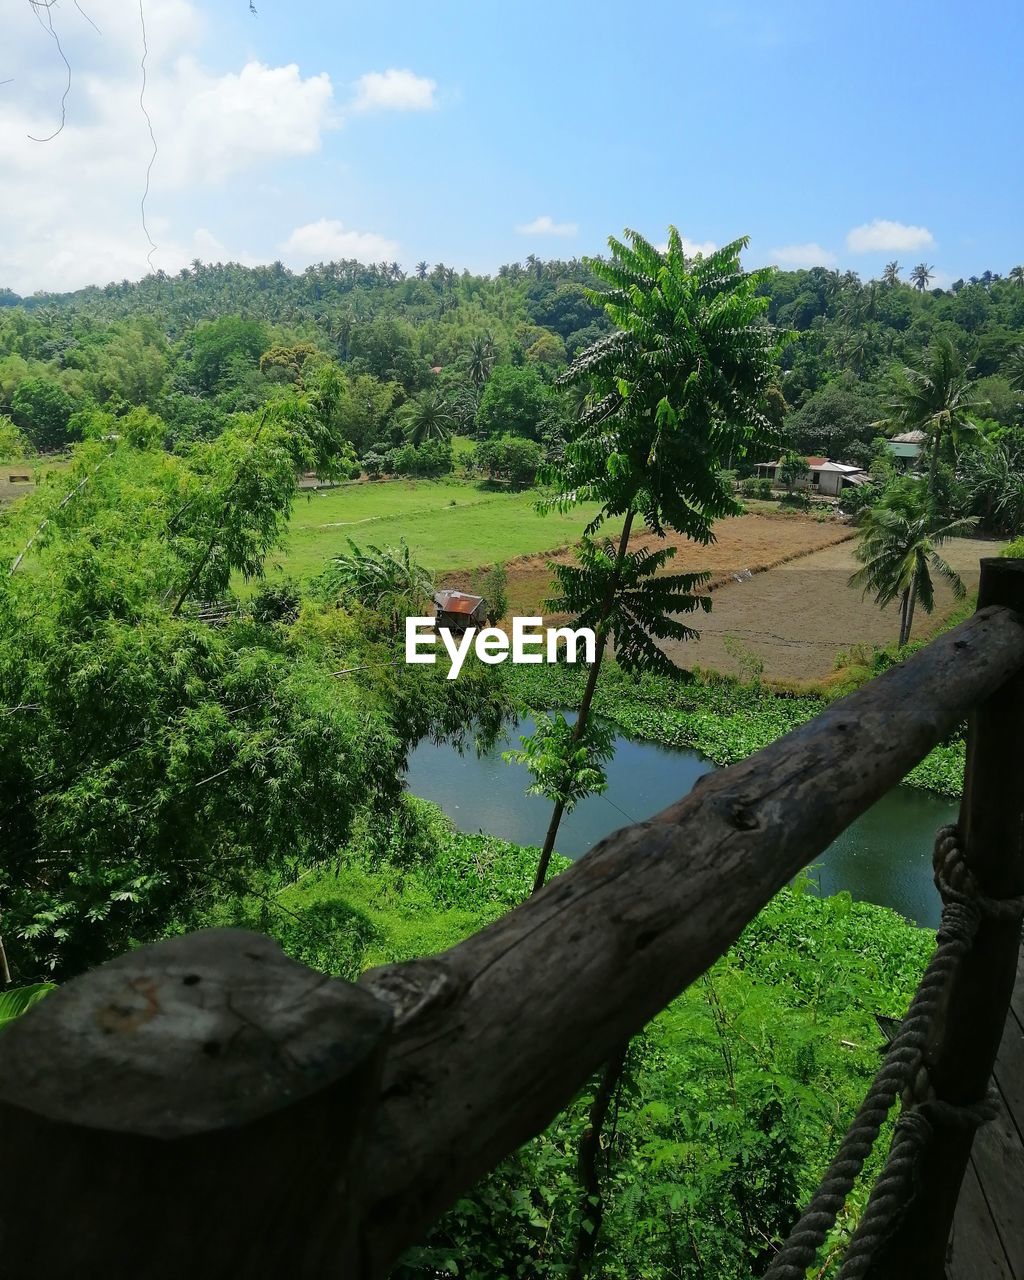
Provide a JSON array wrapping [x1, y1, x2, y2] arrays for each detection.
[[1009, 265, 1024, 288], [400, 388, 455, 444], [415, 261, 429, 280], [465, 332, 497, 387], [882, 261, 901, 287], [888, 337, 986, 489], [910, 263, 934, 291], [850, 487, 976, 646], [1007, 345, 1024, 398]]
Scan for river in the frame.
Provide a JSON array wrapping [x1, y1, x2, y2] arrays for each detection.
[[405, 716, 958, 928]]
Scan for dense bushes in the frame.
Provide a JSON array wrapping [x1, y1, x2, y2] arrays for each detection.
[[223, 796, 933, 1280], [473, 434, 543, 486]]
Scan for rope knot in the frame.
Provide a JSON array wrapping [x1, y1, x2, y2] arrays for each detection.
[[932, 825, 1024, 924]]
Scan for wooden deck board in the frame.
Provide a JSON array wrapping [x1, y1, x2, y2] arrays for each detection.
[[948, 941, 1024, 1278], [947, 1161, 1013, 1280]]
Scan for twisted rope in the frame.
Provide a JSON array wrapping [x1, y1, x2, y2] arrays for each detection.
[[763, 825, 1023, 1280], [836, 1093, 998, 1279]]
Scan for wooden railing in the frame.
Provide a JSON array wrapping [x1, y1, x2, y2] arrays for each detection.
[[2, 559, 1023, 1279]]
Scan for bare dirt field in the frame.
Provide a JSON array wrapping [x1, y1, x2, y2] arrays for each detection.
[[657, 536, 1006, 682], [441, 511, 855, 617]]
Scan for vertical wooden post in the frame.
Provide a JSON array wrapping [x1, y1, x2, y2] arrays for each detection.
[[0, 929, 392, 1279], [866, 559, 1024, 1279]]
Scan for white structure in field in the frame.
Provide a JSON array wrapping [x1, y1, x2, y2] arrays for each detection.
[[754, 455, 870, 496]]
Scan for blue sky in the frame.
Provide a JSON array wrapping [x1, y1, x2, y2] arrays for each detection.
[[2, 0, 1021, 291]]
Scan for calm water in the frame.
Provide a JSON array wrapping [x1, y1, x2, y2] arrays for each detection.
[[406, 717, 958, 928]]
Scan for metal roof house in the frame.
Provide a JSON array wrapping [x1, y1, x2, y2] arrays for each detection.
[[755, 457, 869, 497], [886, 430, 926, 467], [432, 590, 486, 632]]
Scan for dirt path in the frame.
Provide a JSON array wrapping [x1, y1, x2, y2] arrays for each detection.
[[658, 536, 1006, 681]]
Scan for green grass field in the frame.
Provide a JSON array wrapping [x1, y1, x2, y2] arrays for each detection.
[[260, 478, 622, 582]]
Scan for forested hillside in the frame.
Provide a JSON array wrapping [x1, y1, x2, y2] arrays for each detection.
[[2, 256, 1022, 478]]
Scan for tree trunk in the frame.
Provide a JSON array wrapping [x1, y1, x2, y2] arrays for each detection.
[[530, 509, 636, 895], [904, 578, 919, 644], [567, 1041, 629, 1280], [928, 423, 942, 494], [898, 588, 911, 648]]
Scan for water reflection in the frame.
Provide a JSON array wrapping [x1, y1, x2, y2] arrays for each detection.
[[406, 717, 956, 928]]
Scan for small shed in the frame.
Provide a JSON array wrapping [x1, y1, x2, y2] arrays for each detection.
[[887, 430, 926, 467], [432, 589, 486, 632]]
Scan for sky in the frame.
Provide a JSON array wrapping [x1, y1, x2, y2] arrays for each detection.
[[1, 0, 1021, 295]]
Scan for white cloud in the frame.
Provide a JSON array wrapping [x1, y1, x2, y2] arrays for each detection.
[[768, 243, 837, 268], [846, 219, 935, 253], [350, 69, 437, 113], [280, 219, 399, 265], [516, 215, 578, 237], [0, 0, 395, 292]]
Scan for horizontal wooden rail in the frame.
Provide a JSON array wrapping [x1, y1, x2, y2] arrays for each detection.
[[2, 598, 1024, 1278]]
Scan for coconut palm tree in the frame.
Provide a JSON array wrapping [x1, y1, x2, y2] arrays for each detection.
[[850, 484, 977, 646], [465, 332, 497, 387], [883, 261, 901, 287], [400, 388, 455, 444], [888, 337, 986, 490], [910, 263, 935, 291], [1009, 265, 1024, 288], [415, 261, 429, 280]]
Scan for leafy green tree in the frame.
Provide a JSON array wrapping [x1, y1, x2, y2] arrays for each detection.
[[779, 449, 807, 494], [850, 480, 977, 645], [475, 364, 549, 440], [888, 337, 987, 491], [527, 229, 783, 887], [473, 435, 543, 486], [786, 378, 880, 458], [190, 316, 269, 394], [10, 377, 77, 449], [0, 414, 29, 461]]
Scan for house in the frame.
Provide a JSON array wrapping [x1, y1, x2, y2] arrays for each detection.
[[432, 589, 486, 632], [754, 456, 869, 497], [886, 430, 926, 468]]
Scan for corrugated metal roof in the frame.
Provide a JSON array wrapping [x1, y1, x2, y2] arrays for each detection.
[[433, 590, 484, 616]]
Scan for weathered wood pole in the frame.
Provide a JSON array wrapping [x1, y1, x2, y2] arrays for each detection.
[[0, 929, 392, 1279], [866, 559, 1024, 1279]]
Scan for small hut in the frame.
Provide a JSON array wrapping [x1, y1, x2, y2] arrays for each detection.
[[432, 589, 486, 632]]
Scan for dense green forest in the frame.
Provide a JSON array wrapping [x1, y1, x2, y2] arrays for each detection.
[[2, 255, 1022, 489], [1, 238, 1022, 1278]]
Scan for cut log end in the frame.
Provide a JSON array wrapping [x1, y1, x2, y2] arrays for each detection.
[[0, 928, 392, 1138]]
